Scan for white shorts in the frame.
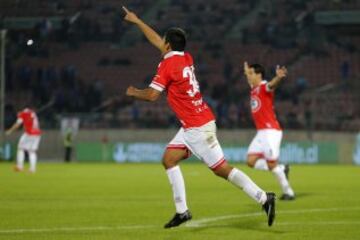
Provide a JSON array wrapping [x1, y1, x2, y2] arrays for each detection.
[[18, 133, 41, 152], [167, 121, 226, 170], [247, 129, 283, 162]]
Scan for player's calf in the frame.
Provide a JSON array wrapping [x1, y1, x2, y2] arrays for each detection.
[[212, 161, 233, 179]]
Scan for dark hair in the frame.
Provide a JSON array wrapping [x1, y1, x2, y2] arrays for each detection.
[[164, 27, 187, 51], [249, 63, 265, 79]]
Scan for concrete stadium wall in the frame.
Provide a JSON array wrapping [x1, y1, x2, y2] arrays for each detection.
[[4, 129, 357, 164]]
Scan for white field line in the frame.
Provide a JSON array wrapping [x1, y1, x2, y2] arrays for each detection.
[[185, 207, 360, 227], [0, 225, 155, 234], [0, 207, 359, 234], [188, 221, 360, 228], [277, 221, 360, 226]]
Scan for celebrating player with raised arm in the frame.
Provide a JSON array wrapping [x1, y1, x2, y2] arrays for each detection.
[[123, 6, 276, 228], [6, 107, 41, 173], [244, 62, 295, 200]]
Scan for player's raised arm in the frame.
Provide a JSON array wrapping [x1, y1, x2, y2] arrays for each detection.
[[267, 65, 287, 90], [122, 6, 165, 53], [244, 62, 251, 77], [243, 61, 252, 86], [126, 86, 161, 102]]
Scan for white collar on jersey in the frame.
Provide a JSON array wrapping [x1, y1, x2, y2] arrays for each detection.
[[164, 51, 185, 59], [251, 80, 268, 89]]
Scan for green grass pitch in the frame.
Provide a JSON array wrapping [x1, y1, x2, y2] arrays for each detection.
[[0, 163, 359, 240]]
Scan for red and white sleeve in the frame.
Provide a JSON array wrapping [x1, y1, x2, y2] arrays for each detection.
[[16, 112, 24, 124], [149, 62, 170, 92]]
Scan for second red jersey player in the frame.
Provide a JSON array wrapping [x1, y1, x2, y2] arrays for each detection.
[[244, 62, 295, 201]]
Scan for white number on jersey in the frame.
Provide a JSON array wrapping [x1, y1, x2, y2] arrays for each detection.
[[183, 66, 200, 97], [31, 112, 40, 129]]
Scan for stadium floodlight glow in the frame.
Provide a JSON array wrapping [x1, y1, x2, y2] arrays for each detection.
[[26, 39, 34, 46]]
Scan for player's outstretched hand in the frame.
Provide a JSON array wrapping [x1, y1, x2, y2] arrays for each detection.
[[122, 6, 140, 24], [244, 61, 251, 75], [276, 65, 287, 78], [126, 86, 136, 97]]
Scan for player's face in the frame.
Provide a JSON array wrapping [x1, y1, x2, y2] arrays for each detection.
[[248, 68, 262, 85], [246, 68, 256, 84]]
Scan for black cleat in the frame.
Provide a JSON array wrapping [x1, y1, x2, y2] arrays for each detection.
[[164, 210, 192, 228], [280, 194, 295, 201], [284, 164, 290, 180], [262, 192, 276, 226]]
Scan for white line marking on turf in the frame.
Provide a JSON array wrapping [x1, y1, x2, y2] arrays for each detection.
[[277, 221, 360, 226], [0, 207, 359, 234], [185, 207, 360, 227], [186, 221, 360, 228], [0, 225, 156, 234]]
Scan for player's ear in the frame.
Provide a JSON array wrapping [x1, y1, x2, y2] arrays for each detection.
[[165, 42, 171, 51], [160, 42, 171, 55]]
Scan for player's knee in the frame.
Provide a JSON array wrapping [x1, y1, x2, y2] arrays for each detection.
[[246, 160, 254, 168], [267, 161, 277, 170], [162, 158, 171, 169], [162, 149, 188, 169], [162, 157, 178, 169], [246, 156, 256, 168]]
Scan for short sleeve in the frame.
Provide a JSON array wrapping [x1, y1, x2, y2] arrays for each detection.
[[16, 112, 24, 124], [264, 82, 273, 93], [149, 61, 170, 92]]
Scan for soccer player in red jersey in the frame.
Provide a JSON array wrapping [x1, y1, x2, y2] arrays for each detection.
[[123, 7, 276, 228], [244, 62, 295, 200], [6, 107, 42, 173]]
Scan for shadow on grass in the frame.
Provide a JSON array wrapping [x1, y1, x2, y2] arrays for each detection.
[[187, 218, 286, 234], [288, 192, 313, 200]]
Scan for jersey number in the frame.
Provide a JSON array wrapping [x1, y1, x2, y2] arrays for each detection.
[[183, 66, 200, 97], [31, 112, 40, 129]]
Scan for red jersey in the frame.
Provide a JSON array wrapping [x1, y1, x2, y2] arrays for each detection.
[[149, 51, 215, 128], [250, 81, 281, 130], [17, 108, 41, 135]]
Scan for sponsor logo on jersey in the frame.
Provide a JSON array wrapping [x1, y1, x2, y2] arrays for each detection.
[[251, 96, 261, 112]]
